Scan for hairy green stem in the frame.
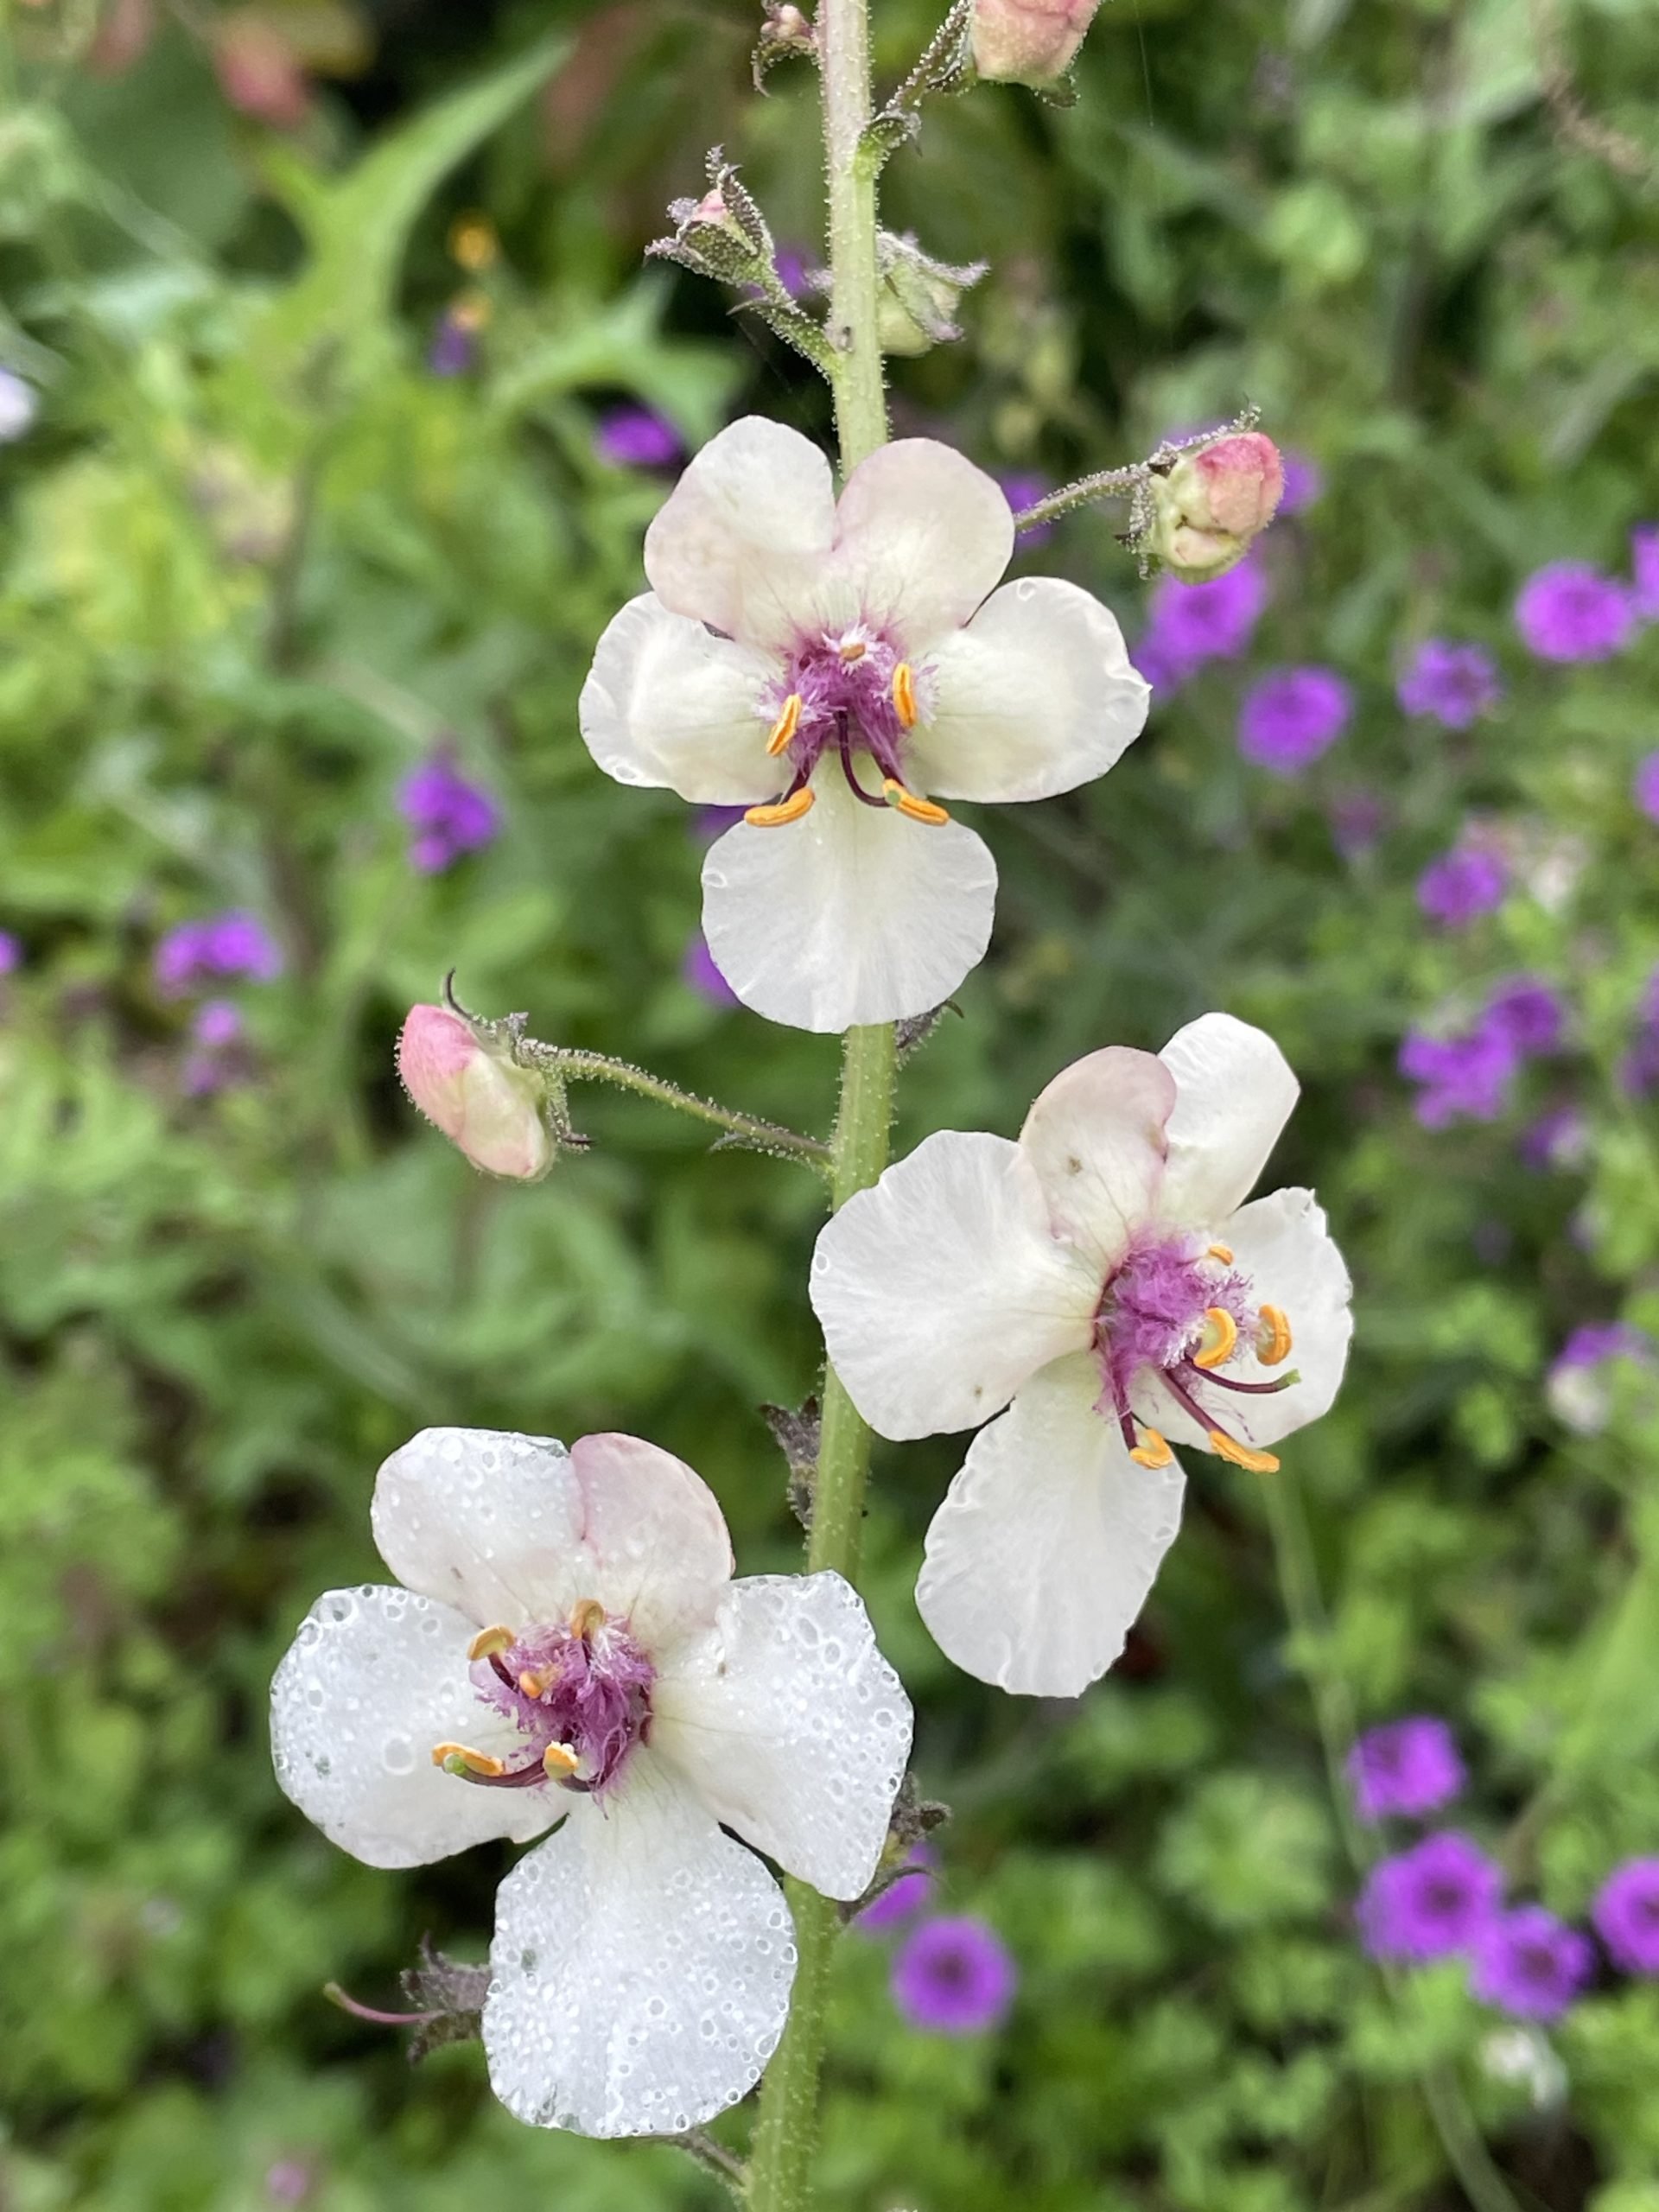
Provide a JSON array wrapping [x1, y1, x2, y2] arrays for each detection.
[[545, 1048, 834, 1173]]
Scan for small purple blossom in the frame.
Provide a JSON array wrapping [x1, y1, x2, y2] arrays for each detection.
[[1001, 473, 1053, 548], [1329, 790, 1387, 862], [1278, 451, 1322, 513], [192, 1000, 243, 1049], [1397, 640, 1503, 729], [1630, 525, 1659, 620], [595, 405, 683, 471], [892, 1916, 1016, 2034], [773, 246, 812, 300], [1634, 753, 1659, 824], [1621, 966, 1659, 1097], [264, 2161, 315, 2207], [1515, 563, 1635, 663], [1471, 1907, 1595, 2020], [1554, 1321, 1648, 1373], [1399, 1026, 1519, 1129], [1142, 558, 1268, 688], [856, 1844, 936, 1933], [1237, 664, 1352, 775], [1520, 1104, 1588, 1172], [1547, 1323, 1653, 1433], [155, 911, 283, 995], [1357, 1833, 1504, 1962], [683, 931, 739, 1009], [1416, 844, 1506, 928], [1483, 976, 1564, 1057], [1592, 1859, 1659, 1975], [1348, 1719, 1466, 1823], [691, 804, 748, 845], [0, 930, 21, 974], [428, 311, 475, 378], [397, 750, 499, 874]]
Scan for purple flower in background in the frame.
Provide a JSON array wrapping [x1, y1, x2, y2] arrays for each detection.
[[1349, 1719, 1466, 1823], [428, 311, 476, 378], [264, 2159, 315, 2207], [773, 246, 812, 300], [691, 804, 749, 845], [1001, 473, 1053, 548], [1471, 1908, 1595, 2020], [1515, 563, 1635, 663], [1417, 844, 1506, 928], [1278, 451, 1322, 513], [1547, 1322, 1653, 1433], [1357, 1833, 1504, 1962], [1520, 1103, 1588, 1172], [1621, 967, 1659, 1098], [1397, 640, 1503, 730], [1144, 559, 1268, 687], [1630, 525, 1659, 620], [857, 1843, 936, 1933], [683, 930, 739, 1009], [1329, 790, 1387, 862], [892, 1916, 1016, 2034], [1484, 976, 1564, 1057], [1238, 664, 1351, 774], [397, 750, 500, 874], [155, 911, 283, 995], [192, 1000, 243, 1049], [1592, 1859, 1659, 1975], [1634, 753, 1659, 823], [0, 930, 21, 974], [595, 405, 683, 471], [1399, 1026, 1519, 1128]]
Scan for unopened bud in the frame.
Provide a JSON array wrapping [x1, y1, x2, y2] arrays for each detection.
[[874, 232, 987, 357], [1147, 431, 1284, 582], [970, 0, 1101, 86], [397, 1003, 554, 1181], [213, 11, 311, 128]]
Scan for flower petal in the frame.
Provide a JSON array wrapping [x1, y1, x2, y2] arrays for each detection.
[[824, 439, 1013, 645], [372, 1428, 732, 1649], [701, 772, 996, 1032], [643, 416, 836, 652], [579, 594, 777, 804], [915, 1352, 1185, 1697], [907, 578, 1149, 802], [1156, 1012, 1300, 1227], [1018, 1048, 1174, 1271], [1207, 1187, 1352, 1447], [482, 1761, 796, 2137], [651, 1571, 912, 1901], [270, 1585, 556, 1868], [810, 1131, 1098, 1439]]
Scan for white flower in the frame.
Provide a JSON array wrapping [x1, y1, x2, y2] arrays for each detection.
[[270, 1427, 912, 2136], [810, 1013, 1353, 1697], [579, 416, 1148, 1032], [0, 370, 36, 444]]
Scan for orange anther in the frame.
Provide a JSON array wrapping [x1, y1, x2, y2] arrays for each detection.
[[1207, 1243, 1234, 1265], [744, 786, 816, 829], [1130, 1428, 1173, 1470], [431, 1742, 506, 1777], [543, 1742, 581, 1777], [1207, 1431, 1280, 1475], [1193, 1306, 1238, 1370], [467, 1624, 515, 1661], [880, 779, 950, 826], [766, 693, 803, 757], [838, 637, 868, 663], [1255, 1306, 1293, 1366], [569, 1599, 607, 1640], [518, 1669, 554, 1700], [892, 662, 918, 730]]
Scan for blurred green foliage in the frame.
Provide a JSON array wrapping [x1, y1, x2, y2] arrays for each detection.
[[3, 0, 1659, 2207]]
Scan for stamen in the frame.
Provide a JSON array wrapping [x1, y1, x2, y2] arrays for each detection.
[[892, 662, 918, 730], [745, 787, 816, 829], [880, 778, 950, 826], [518, 1668, 555, 1699], [1255, 1305, 1293, 1366], [543, 1742, 581, 1777], [766, 693, 803, 757], [1207, 1431, 1281, 1474], [1207, 1243, 1234, 1265], [838, 637, 867, 663], [431, 1741, 506, 1778], [467, 1624, 515, 1661], [1130, 1427, 1173, 1470], [569, 1599, 607, 1641], [1192, 1307, 1238, 1370]]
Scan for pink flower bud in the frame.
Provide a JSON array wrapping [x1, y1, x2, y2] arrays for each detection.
[[1150, 432, 1285, 582], [970, 0, 1102, 86], [397, 1004, 553, 1181], [213, 13, 311, 128]]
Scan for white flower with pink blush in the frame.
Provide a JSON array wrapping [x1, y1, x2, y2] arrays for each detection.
[[579, 416, 1148, 1032], [270, 1427, 911, 2136], [810, 1014, 1353, 1696]]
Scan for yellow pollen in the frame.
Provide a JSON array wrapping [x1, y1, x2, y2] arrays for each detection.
[[892, 662, 918, 729], [1130, 1428, 1173, 1470], [1193, 1306, 1238, 1370], [880, 778, 950, 826], [1207, 1243, 1234, 1265], [569, 1598, 607, 1641], [744, 787, 816, 829], [543, 1742, 581, 1777], [838, 637, 867, 663], [448, 214, 499, 270], [1255, 1305, 1293, 1366], [1207, 1431, 1281, 1475], [518, 1668, 555, 1699], [766, 693, 803, 756], [448, 289, 492, 334], [431, 1741, 506, 1777], [467, 1624, 515, 1661]]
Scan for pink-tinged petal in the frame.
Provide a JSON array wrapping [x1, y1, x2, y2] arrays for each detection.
[[824, 439, 1013, 647], [371, 1428, 732, 1648], [482, 1762, 795, 2136], [652, 1572, 912, 1900], [1018, 1048, 1174, 1270], [397, 1005, 552, 1180], [916, 1352, 1185, 1696], [270, 1585, 556, 1868], [644, 416, 836, 652], [701, 773, 996, 1032], [578, 593, 779, 804], [810, 1131, 1098, 1439], [908, 578, 1148, 802], [1156, 1013, 1300, 1227]]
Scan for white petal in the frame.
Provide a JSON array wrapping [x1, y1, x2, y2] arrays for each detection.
[[701, 772, 996, 1033], [482, 1761, 795, 2137], [824, 439, 1013, 645], [810, 1131, 1098, 1440], [270, 1585, 556, 1868], [1206, 1188, 1352, 1447], [1018, 1048, 1174, 1271], [579, 594, 778, 804], [915, 1353, 1185, 1698], [1156, 1012, 1300, 1227], [643, 416, 836, 652], [372, 1428, 732, 1649], [651, 1572, 912, 1901], [908, 578, 1149, 802]]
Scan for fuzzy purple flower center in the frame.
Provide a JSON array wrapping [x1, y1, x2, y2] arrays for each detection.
[[445, 1603, 654, 1799], [760, 622, 928, 815]]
